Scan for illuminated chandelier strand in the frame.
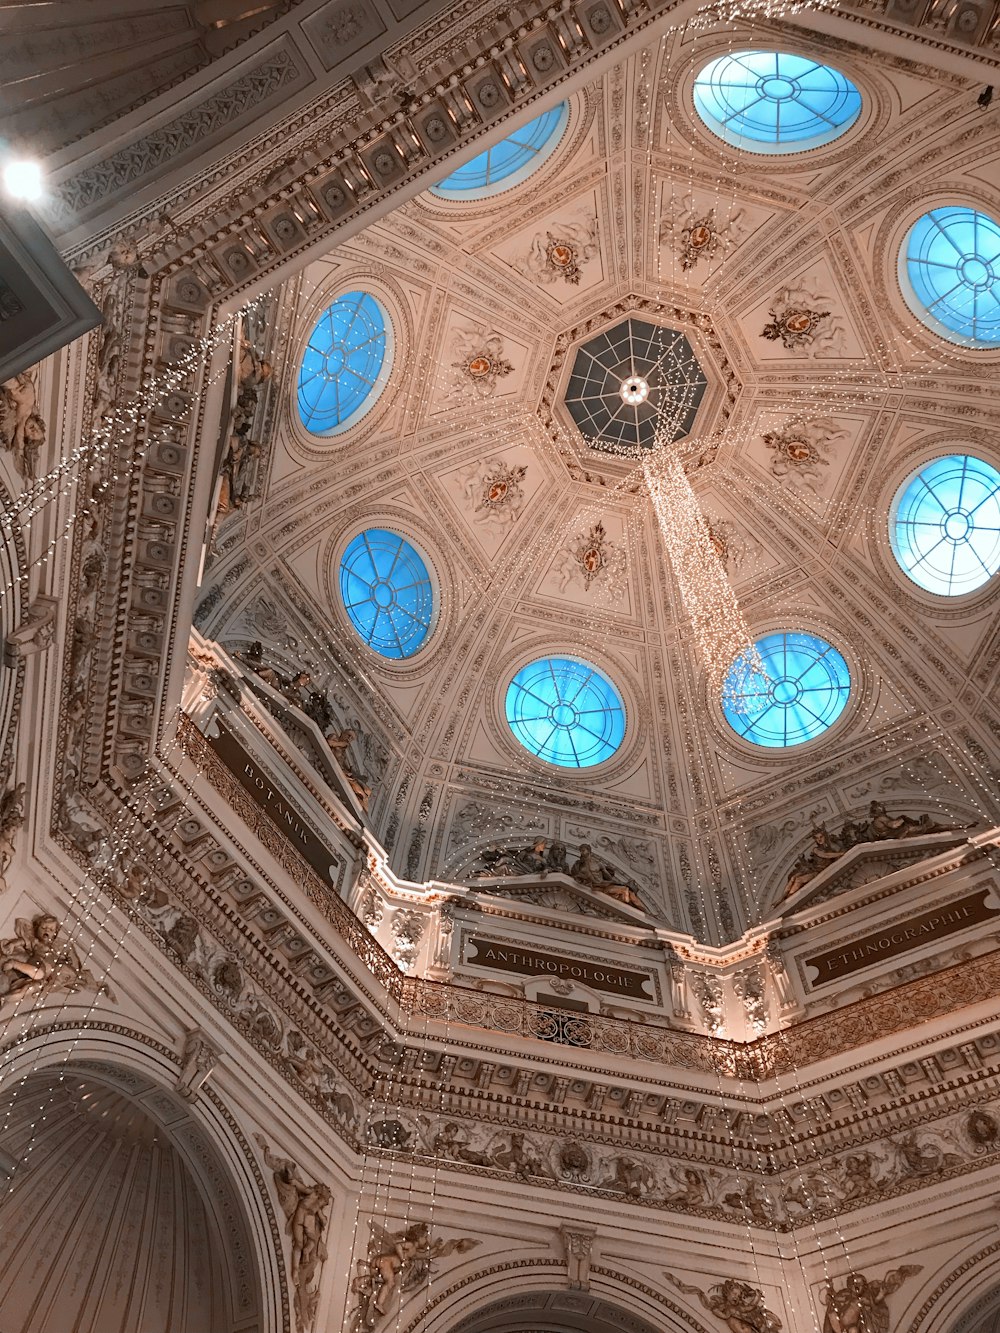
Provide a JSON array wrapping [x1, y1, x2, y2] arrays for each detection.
[[641, 431, 763, 703]]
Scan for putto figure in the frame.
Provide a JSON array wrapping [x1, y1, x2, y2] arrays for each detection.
[[667, 1274, 782, 1333], [351, 1221, 479, 1331], [822, 1266, 922, 1333], [255, 1135, 331, 1332], [0, 913, 114, 1006]]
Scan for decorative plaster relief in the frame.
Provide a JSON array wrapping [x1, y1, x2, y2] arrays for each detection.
[[58, 48, 305, 213], [256, 1134, 332, 1333], [551, 519, 627, 593], [351, 1221, 480, 1331], [0, 369, 46, 483], [0, 783, 25, 891], [658, 191, 749, 274], [0, 912, 115, 1007], [447, 323, 515, 397], [758, 285, 848, 358]]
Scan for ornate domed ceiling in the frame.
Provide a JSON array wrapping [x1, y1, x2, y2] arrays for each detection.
[[197, 21, 1000, 943]]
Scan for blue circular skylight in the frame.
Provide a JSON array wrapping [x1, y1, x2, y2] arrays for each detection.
[[506, 657, 625, 768], [692, 51, 861, 153], [430, 103, 569, 200], [339, 529, 435, 659], [890, 454, 1000, 596], [297, 292, 393, 435], [722, 632, 851, 748], [900, 207, 1000, 348]]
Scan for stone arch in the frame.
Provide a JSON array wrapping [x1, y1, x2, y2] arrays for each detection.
[[400, 1257, 711, 1333], [0, 1019, 289, 1333], [905, 1241, 1000, 1333]]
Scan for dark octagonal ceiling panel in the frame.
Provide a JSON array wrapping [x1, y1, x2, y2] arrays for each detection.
[[563, 317, 708, 452]]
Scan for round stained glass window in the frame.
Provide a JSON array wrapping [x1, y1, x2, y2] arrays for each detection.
[[339, 529, 435, 659], [900, 207, 1000, 348], [430, 103, 569, 200], [298, 292, 393, 435], [890, 454, 1000, 596], [505, 657, 625, 768], [692, 51, 861, 154], [722, 632, 851, 748]]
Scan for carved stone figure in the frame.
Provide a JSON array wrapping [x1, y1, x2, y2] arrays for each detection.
[[690, 972, 725, 1035], [734, 966, 767, 1036], [0, 782, 26, 891], [350, 1221, 479, 1331], [0, 369, 46, 480], [568, 844, 645, 910], [491, 1130, 551, 1179], [667, 1275, 782, 1333], [256, 1135, 331, 1332], [560, 1224, 596, 1289], [176, 1027, 220, 1102], [781, 805, 972, 901], [0, 913, 114, 1006], [5, 595, 58, 661], [390, 909, 424, 970], [821, 1267, 922, 1333], [599, 1154, 656, 1198]]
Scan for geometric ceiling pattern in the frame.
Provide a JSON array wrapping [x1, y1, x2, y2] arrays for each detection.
[[199, 28, 1000, 944]]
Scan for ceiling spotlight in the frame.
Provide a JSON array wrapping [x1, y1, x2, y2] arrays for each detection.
[[2, 159, 45, 202]]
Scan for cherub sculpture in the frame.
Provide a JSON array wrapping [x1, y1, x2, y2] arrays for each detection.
[[351, 1221, 479, 1331], [821, 1267, 922, 1333], [667, 1275, 782, 1333], [255, 1135, 331, 1332], [0, 782, 26, 891], [0, 913, 113, 1006]]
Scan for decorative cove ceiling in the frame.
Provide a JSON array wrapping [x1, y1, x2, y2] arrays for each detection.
[[197, 22, 1000, 942]]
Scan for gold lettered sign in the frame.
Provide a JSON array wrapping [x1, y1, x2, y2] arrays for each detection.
[[804, 889, 999, 986], [206, 722, 341, 884], [466, 936, 654, 999]]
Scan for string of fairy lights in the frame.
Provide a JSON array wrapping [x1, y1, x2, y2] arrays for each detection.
[[3, 0, 1000, 1328]]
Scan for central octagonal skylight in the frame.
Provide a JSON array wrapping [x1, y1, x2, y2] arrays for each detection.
[[563, 317, 708, 452]]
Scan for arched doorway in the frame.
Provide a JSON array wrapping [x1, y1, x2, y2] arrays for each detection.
[[0, 1059, 267, 1333]]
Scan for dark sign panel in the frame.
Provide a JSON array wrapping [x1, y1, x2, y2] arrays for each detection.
[[466, 936, 654, 999], [804, 889, 999, 986], [206, 722, 340, 884]]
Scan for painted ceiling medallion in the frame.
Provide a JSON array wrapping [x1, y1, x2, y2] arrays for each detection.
[[762, 416, 845, 499], [526, 216, 599, 286], [576, 521, 615, 588], [760, 284, 846, 356], [447, 325, 514, 397], [660, 194, 748, 274], [564, 316, 709, 451], [477, 461, 527, 514], [762, 304, 829, 350]]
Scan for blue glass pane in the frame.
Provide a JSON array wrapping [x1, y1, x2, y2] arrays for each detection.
[[722, 632, 850, 748], [298, 292, 391, 434], [506, 657, 625, 768], [890, 454, 1000, 596], [339, 529, 435, 659], [693, 51, 861, 153], [430, 103, 569, 199], [900, 208, 1000, 347]]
